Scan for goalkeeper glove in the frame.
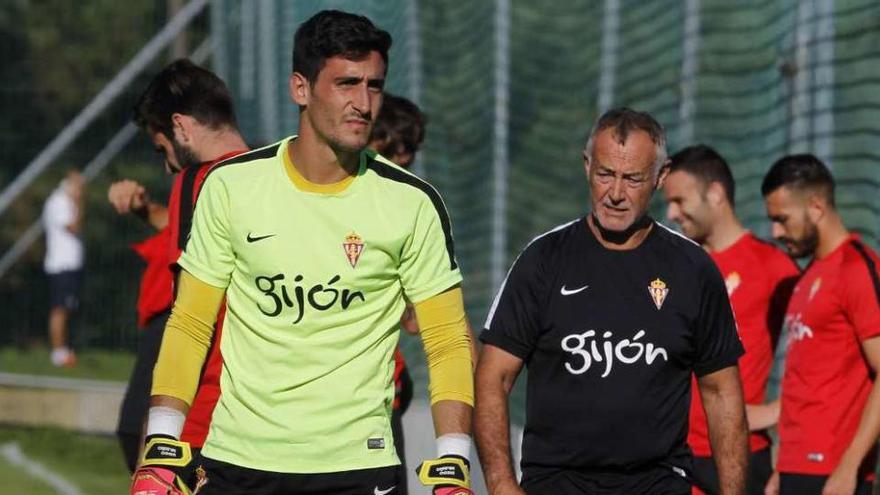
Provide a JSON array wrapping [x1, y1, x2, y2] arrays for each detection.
[[130, 434, 193, 495], [416, 455, 474, 495]]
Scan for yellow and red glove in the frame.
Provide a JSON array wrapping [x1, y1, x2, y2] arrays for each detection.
[[416, 455, 474, 495], [130, 435, 193, 495]]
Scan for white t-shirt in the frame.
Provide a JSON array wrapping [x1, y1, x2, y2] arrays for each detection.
[[42, 184, 83, 274]]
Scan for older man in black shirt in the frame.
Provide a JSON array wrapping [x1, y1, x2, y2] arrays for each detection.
[[475, 108, 748, 495]]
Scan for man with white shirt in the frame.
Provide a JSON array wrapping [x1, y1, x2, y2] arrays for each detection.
[[42, 168, 85, 367]]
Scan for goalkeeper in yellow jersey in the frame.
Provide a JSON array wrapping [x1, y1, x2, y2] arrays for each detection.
[[129, 9, 475, 495]]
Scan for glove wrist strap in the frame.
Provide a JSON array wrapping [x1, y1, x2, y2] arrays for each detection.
[[417, 455, 470, 488], [140, 436, 192, 468]]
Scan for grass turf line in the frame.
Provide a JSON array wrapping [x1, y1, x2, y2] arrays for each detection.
[[0, 426, 130, 494]]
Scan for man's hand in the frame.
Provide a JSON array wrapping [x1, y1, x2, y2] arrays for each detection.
[[746, 400, 779, 431], [764, 470, 779, 495], [493, 480, 526, 495], [129, 435, 192, 495], [108, 180, 148, 215], [822, 464, 857, 495], [416, 455, 473, 495]]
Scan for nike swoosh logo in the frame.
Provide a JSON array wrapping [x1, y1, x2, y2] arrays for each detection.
[[246, 233, 276, 243], [374, 486, 396, 495], [560, 284, 589, 296]]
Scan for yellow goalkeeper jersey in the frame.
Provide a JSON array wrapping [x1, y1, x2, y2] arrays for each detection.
[[177, 136, 461, 473]]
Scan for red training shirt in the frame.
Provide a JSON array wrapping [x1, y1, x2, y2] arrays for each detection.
[[778, 235, 880, 476], [132, 227, 173, 328], [689, 233, 799, 458]]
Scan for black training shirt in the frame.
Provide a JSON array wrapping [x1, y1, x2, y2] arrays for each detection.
[[481, 217, 743, 478]]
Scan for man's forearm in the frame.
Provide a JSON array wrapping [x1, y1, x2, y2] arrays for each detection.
[[708, 405, 748, 495], [150, 271, 223, 406], [700, 368, 749, 495], [475, 373, 519, 492], [431, 399, 473, 437], [836, 369, 880, 473]]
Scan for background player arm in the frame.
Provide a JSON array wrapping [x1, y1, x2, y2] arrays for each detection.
[[745, 399, 779, 431], [697, 366, 749, 495], [745, 267, 797, 433], [474, 344, 525, 495], [823, 336, 880, 495], [108, 179, 169, 230]]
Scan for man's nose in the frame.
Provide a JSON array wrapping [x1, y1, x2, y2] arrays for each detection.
[[771, 222, 785, 240], [352, 84, 371, 116], [666, 203, 679, 223], [609, 177, 625, 202]]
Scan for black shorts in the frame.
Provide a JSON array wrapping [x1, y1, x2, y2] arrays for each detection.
[[390, 407, 408, 495], [691, 447, 772, 495], [779, 472, 873, 495], [116, 310, 170, 436], [192, 455, 401, 495], [521, 465, 691, 495], [48, 269, 83, 310]]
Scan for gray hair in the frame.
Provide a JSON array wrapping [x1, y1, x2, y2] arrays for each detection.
[[584, 107, 668, 172]]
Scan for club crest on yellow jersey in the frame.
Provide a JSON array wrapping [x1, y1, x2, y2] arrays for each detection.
[[648, 278, 669, 310], [343, 232, 365, 268]]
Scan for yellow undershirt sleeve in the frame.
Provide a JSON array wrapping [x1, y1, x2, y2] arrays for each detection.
[[151, 270, 225, 406], [414, 287, 475, 406]]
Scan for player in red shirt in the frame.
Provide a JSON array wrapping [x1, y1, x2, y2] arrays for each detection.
[[109, 59, 248, 483], [663, 145, 799, 495], [762, 154, 880, 495]]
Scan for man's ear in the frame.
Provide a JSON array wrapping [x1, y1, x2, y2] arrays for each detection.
[[655, 159, 671, 190], [583, 150, 591, 176], [806, 192, 826, 224], [706, 181, 726, 206], [171, 113, 194, 144], [289, 72, 310, 106]]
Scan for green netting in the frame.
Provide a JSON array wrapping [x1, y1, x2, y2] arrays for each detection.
[[207, 0, 880, 423], [3, 1, 880, 423]]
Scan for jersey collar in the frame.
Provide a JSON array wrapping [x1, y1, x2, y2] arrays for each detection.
[[282, 139, 363, 194]]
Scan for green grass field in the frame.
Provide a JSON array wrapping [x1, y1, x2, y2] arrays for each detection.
[[0, 346, 134, 381], [0, 346, 134, 493], [0, 426, 131, 494]]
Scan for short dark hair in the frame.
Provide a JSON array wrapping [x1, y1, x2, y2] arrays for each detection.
[[293, 10, 392, 83], [133, 59, 237, 139], [669, 145, 736, 206], [370, 94, 426, 164], [761, 154, 835, 205], [585, 107, 667, 168]]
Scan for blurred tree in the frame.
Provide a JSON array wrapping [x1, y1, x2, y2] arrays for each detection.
[[0, 0, 212, 350], [0, 0, 160, 181]]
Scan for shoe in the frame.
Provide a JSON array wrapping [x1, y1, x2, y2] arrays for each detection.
[[51, 348, 77, 368]]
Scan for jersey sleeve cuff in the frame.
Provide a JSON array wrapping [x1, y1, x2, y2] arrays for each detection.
[[177, 255, 230, 289], [429, 391, 475, 407], [149, 386, 194, 407], [694, 351, 743, 377], [857, 327, 880, 342], [405, 272, 463, 304], [479, 329, 532, 361]]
